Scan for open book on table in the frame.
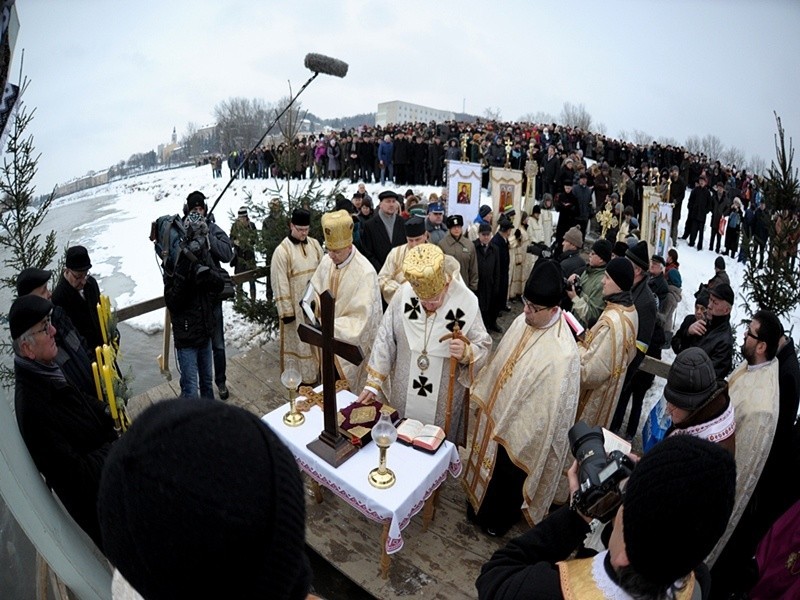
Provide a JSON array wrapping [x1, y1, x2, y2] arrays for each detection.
[[396, 419, 445, 453]]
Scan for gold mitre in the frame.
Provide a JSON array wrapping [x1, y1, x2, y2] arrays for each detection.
[[403, 244, 446, 300], [321, 210, 353, 251]]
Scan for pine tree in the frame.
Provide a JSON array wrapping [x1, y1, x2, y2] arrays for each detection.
[[0, 91, 58, 383], [740, 113, 800, 323]]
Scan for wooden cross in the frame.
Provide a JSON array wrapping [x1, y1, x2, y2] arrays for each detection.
[[298, 290, 364, 467]]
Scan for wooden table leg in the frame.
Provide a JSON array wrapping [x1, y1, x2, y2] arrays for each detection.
[[422, 489, 440, 532], [310, 480, 324, 504], [380, 522, 391, 579]]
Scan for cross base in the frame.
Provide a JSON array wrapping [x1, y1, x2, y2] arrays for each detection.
[[307, 432, 358, 467]]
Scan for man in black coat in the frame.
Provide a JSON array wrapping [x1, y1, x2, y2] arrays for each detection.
[[541, 145, 559, 197], [10, 295, 117, 549], [670, 283, 735, 379], [392, 132, 410, 185], [686, 174, 712, 250], [427, 136, 445, 187], [666, 166, 687, 241], [474, 223, 501, 332], [490, 218, 513, 332], [558, 226, 586, 279], [51, 245, 105, 351], [360, 190, 406, 272]]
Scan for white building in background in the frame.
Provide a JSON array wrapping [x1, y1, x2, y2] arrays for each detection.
[[376, 100, 455, 127]]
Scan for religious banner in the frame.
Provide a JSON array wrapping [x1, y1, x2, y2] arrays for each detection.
[[641, 186, 672, 256], [490, 167, 523, 228], [446, 160, 482, 222]]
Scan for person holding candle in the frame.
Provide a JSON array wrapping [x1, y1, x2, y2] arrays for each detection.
[[9, 294, 117, 549], [51, 245, 105, 351]]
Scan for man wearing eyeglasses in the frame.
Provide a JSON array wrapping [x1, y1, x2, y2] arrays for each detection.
[[9, 294, 117, 549], [51, 245, 105, 351], [464, 259, 580, 537], [707, 309, 781, 597]]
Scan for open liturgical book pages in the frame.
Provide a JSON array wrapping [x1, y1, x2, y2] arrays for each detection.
[[396, 419, 445, 453]]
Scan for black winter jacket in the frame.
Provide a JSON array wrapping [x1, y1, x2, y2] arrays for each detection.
[[165, 251, 224, 349], [671, 313, 734, 379], [52, 274, 104, 351]]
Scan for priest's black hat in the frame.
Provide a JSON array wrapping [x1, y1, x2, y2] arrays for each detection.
[[404, 216, 426, 238], [523, 259, 563, 308], [16, 267, 52, 296], [606, 257, 634, 292], [613, 241, 629, 258], [291, 208, 311, 226], [626, 240, 650, 270]]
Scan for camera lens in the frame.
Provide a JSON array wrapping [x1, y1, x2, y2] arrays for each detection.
[[568, 421, 605, 463]]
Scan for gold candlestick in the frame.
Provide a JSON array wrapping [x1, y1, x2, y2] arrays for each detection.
[[281, 363, 304, 427], [368, 414, 397, 489]]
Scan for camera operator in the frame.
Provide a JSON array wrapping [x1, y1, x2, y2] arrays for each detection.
[[184, 191, 234, 399], [476, 434, 736, 600], [566, 239, 612, 329], [166, 196, 226, 398]]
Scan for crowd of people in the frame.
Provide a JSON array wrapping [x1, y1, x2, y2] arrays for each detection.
[[6, 114, 800, 599]]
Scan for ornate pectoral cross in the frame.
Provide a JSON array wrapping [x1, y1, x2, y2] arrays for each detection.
[[298, 290, 364, 467]]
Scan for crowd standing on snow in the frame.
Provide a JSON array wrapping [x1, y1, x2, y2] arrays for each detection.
[[5, 116, 800, 599]]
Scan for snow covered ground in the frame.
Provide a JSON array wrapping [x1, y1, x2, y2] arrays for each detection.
[[51, 164, 800, 428]]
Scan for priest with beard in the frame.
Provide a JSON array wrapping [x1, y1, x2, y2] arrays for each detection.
[[357, 244, 491, 444], [463, 259, 581, 537]]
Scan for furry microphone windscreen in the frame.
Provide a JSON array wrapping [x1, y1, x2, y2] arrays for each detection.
[[304, 53, 349, 78]]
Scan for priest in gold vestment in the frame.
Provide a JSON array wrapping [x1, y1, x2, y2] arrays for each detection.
[[575, 257, 639, 429], [707, 310, 780, 571], [507, 215, 530, 299], [358, 244, 491, 443], [464, 259, 580, 536], [270, 208, 323, 383], [378, 216, 462, 305], [309, 210, 382, 392]]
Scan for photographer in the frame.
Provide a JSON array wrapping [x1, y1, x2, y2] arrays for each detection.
[[166, 198, 226, 398], [566, 239, 612, 329], [184, 191, 234, 399], [476, 435, 736, 600]]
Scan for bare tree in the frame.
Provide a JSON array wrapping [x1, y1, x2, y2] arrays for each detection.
[[483, 107, 502, 121], [720, 146, 746, 169], [685, 135, 702, 154], [748, 154, 767, 176], [700, 134, 725, 160], [559, 102, 592, 130], [657, 136, 679, 146], [213, 97, 270, 152], [273, 93, 307, 144], [630, 129, 652, 145], [518, 111, 556, 125], [618, 129, 629, 141], [594, 122, 607, 135]]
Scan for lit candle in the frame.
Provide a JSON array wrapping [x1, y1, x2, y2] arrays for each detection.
[[102, 364, 119, 422], [91, 362, 104, 403]]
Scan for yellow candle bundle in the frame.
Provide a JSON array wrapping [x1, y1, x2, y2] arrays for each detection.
[[102, 364, 119, 422], [97, 302, 108, 345], [91, 362, 103, 403]]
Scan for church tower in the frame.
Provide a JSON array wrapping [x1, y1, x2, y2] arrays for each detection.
[[171, 126, 177, 144]]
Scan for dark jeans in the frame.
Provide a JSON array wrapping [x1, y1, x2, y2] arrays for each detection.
[[211, 301, 226, 388], [687, 217, 707, 248], [177, 340, 214, 398]]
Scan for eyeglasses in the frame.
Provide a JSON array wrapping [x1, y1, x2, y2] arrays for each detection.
[[31, 317, 52, 336], [68, 269, 90, 280], [745, 329, 761, 341], [522, 297, 552, 313]]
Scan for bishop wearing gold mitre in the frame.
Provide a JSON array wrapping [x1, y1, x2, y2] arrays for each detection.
[[309, 209, 382, 392], [271, 208, 324, 384], [358, 244, 491, 443]]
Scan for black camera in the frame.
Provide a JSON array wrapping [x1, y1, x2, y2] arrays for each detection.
[[527, 242, 553, 259], [568, 421, 634, 522], [564, 278, 582, 296]]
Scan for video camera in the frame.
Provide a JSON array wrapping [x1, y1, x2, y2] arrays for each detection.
[[526, 241, 553, 259], [568, 421, 634, 522], [564, 278, 582, 296]]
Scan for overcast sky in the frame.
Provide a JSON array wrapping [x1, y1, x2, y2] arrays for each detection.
[[13, 0, 800, 193]]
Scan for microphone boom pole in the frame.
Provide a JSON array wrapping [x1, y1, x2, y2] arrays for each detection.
[[207, 53, 348, 217]]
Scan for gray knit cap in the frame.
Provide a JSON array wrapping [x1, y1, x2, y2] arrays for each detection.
[[664, 348, 718, 410]]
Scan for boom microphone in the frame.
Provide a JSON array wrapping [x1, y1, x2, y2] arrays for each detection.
[[304, 53, 349, 78]]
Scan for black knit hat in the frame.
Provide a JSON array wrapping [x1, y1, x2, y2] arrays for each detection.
[[404, 216, 426, 238], [523, 259, 563, 308], [9, 295, 52, 340], [65, 245, 92, 271], [186, 190, 207, 212], [98, 398, 310, 600], [623, 435, 736, 586], [664, 348, 718, 410], [591, 239, 612, 264], [605, 257, 634, 292], [714, 256, 726, 270], [16, 267, 52, 296], [625, 240, 650, 270], [290, 208, 311, 226], [479, 205, 492, 218]]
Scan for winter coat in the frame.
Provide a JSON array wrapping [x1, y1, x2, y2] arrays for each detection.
[[710, 193, 732, 229], [326, 142, 341, 172], [51, 274, 104, 351], [51, 305, 94, 392], [377, 140, 394, 166], [558, 248, 586, 279], [360, 212, 406, 272], [671, 313, 734, 379], [393, 137, 410, 165], [490, 232, 510, 308], [14, 358, 117, 548], [474, 239, 500, 315], [687, 185, 713, 221]]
